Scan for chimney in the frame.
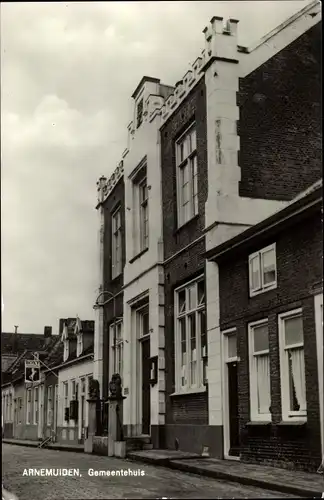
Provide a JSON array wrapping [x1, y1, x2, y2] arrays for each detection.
[[14, 325, 18, 334], [59, 319, 65, 336], [44, 326, 52, 338]]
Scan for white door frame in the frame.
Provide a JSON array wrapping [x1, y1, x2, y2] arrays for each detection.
[[314, 293, 323, 457], [136, 304, 150, 436], [221, 328, 240, 461]]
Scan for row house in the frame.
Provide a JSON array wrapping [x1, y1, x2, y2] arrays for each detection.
[[94, 0, 322, 470], [205, 181, 323, 471], [1, 318, 94, 445]]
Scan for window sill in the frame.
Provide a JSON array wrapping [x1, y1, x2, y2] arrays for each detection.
[[277, 420, 306, 426], [249, 283, 277, 298], [174, 214, 199, 235], [129, 247, 149, 264], [246, 421, 271, 426], [170, 386, 206, 397]]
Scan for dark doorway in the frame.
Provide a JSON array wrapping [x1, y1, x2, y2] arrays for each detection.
[[228, 361, 240, 456], [141, 337, 151, 435]]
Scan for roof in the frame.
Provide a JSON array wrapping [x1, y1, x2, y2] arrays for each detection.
[[1, 332, 55, 356], [205, 180, 323, 262], [131, 76, 161, 100]]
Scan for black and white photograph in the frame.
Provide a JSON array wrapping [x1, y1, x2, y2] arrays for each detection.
[[1, 1, 322, 499]]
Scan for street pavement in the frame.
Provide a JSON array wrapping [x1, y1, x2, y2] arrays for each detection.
[[2, 444, 300, 500]]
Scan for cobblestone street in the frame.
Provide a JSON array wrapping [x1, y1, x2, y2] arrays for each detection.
[[2, 444, 300, 499]]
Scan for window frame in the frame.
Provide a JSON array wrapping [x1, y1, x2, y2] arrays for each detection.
[[174, 275, 207, 394], [63, 382, 69, 414], [47, 385, 53, 426], [248, 319, 271, 422], [278, 308, 307, 422], [33, 387, 39, 425], [136, 97, 144, 129], [176, 123, 198, 228], [248, 243, 277, 297], [109, 320, 124, 379], [26, 388, 32, 425], [139, 176, 149, 252], [111, 206, 122, 279]]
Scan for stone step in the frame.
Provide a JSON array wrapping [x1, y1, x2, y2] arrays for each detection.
[[125, 435, 151, 452], [143, 443, 153, 450]]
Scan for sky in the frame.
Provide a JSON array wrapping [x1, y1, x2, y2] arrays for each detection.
[[1, 1, 309, 335]]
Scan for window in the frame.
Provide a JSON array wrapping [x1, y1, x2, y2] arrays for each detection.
[[63, 339, 69, 362], [47, 386, 53, 426], [278, 310, 306, 421], [18, 398, 23, 424], [136, 98, 144, 128], [71, 380, 76, 400], [112, 207, 122, 278], [33, 387, 39, 425], [175, 277, 206, 392], [9, 394, 12, 421], [248, 320, 271, 421], [26, 389, 32, 424], [249, 244, 277, 296], [77, 333, 83, 357], [137, 305, 149, 338], [110, 321, 124, 378], [176, 125, 198, 227], [139, 177, 149, 251], [63, 382, 69, 412]]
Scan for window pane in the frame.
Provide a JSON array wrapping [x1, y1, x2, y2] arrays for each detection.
[[228, 334, 237, 358], [262, 249, 276, 285], [190, 129, 197, 151], [288, 347, 306, 412], [178, 290, 186, 314], [189, 314, 197, 385], [179, 317, 187, 386], [199, 310, 207, 357], [284, 315, 303, 346], [253, 323, 269, 353], [250, 255, 260, 290], [187, 285, 196, 310], [197, 280, 205, 306], [142, 310, 149, 336], [256, 354, 270, 414]]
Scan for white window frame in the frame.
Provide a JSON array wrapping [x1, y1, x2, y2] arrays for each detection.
[[174, 275, 206, 394], [249, 243, 277, 297], [76, 332, 83, 357], [109, 321, 124, 379], [278, 308, 307, 422], [26, 389, 32, 425], [63, 339, 69, 362], [248, 319, 271, 422], [63, 382, 69, 420], [33, 387, 39, 425], [139, 177, 149, 252], [111, 207, 122, 279], [47, 386, 53, 426], [176, 123, 198, 227]]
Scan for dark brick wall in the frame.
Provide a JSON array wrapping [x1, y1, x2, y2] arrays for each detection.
[[218, 210, 322, 471], [161, 78, 208, 434], [238, 23, 321, 201], [102, 177, 125, 399]]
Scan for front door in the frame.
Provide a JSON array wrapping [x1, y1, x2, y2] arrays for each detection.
[[141, 337, 151, 435], [228, 361, 240, 456]]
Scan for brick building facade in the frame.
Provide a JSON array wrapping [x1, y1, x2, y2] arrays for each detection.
[[206, 182, 323, 471]]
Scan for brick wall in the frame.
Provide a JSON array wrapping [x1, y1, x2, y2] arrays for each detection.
[[238, 23, 321, 201], [102, 177, 125, 399], [161, 78, 208, 428], [218, 210, 322, 471]]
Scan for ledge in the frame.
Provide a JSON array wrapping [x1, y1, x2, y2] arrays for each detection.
[[170, 387, 206, 397], [246, 421, 271, 426], [129, 247, 149, 264], [277, 420, 307, 426]]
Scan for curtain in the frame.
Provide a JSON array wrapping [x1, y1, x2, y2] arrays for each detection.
[[290, 348, 306, 411], [257, 355, 271, 414]]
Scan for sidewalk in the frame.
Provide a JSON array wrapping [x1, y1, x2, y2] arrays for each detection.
[[127, 450, 324, 498], [2, 438, 84, 453]]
